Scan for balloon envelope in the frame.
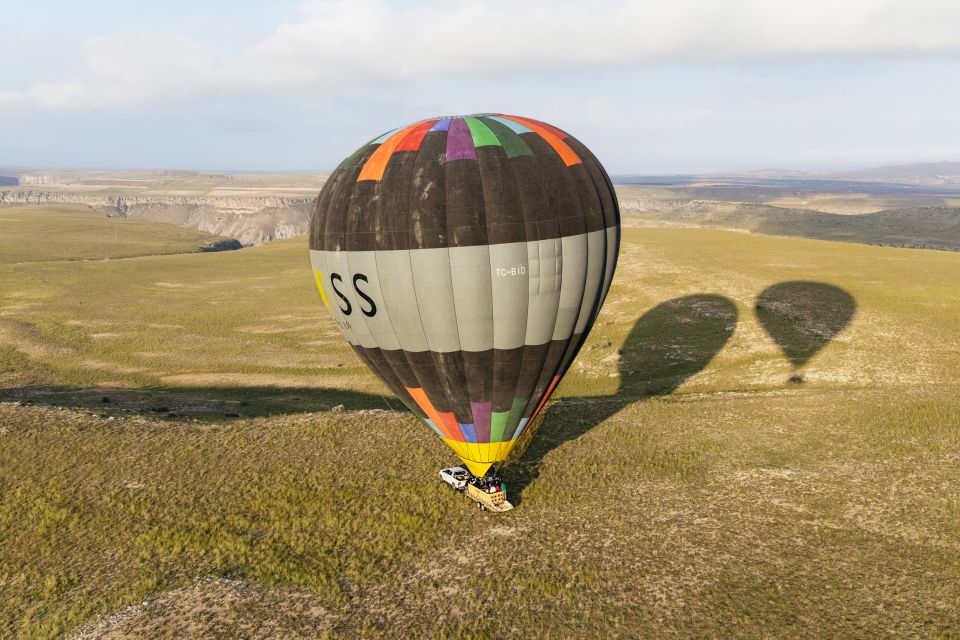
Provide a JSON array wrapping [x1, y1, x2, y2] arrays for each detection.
[[309, 114, 620, 476]]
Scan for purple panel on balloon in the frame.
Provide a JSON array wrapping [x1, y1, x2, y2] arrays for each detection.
[[445, 118, 476, 161], [471, 401, 492, 443]]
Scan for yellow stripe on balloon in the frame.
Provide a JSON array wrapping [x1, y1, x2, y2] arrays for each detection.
[[313, 270, 330, 307]]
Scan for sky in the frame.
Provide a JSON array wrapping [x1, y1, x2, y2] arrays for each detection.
[[2, 0, 959, 174]]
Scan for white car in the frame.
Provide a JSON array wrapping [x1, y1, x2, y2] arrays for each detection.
[[439, 466, 470, 491]]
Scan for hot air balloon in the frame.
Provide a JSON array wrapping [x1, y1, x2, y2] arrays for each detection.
[[309, 114, 619, 478]]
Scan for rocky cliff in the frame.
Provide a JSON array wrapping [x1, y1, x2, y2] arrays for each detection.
[[0, 191, 316, 246]]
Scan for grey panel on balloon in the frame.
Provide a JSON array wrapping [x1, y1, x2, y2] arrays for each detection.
[[488, 241, 530, 351], [410, 248, 461, 353], [309, 250, 359, 347], [553, 232, 588, 341], [373, 250, 430, 353], [574, 230, 606, 335], [449, 244, 495, 352], [524, 237, 562, 346], [314, 231, 602, 354], [344, 250, 401, 351]]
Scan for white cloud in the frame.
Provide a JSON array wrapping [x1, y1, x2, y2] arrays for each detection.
[[251, 0, 960, 78], [5, 0, 960, 111], [0, 34, 228, 111]]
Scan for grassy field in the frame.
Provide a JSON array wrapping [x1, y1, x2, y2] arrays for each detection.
[[0, 205, 239, 264], [1, 208, 960, 638]]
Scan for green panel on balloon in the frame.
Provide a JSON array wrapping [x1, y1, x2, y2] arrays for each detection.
[[489, 410, 510, 444], [464, 117, 501, 148]]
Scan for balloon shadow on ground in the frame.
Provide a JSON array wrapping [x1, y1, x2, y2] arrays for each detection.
[[0, 384, 394, 420], [507, 294, 738, 501], [755, 281, 856, 383]]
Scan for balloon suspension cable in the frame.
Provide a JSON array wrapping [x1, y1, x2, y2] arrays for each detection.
[[377, 394, 396, 412]]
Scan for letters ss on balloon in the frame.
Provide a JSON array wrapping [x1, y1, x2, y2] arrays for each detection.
[[317, 270, 378, 318]]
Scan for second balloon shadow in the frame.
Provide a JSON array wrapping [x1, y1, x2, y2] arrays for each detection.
[[510, 294, 738, 497], [755, 281, 856, 383]]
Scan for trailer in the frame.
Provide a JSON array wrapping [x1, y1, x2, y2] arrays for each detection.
[[465, 481, 514, 512]]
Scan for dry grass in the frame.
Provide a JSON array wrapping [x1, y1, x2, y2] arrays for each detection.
[[72, 579, 334, 640]]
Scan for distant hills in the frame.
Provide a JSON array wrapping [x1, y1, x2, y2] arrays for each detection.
[[727, 161, 960, 186], [617, 161, 960, 188], [0, 168, 326, 246], [4, 162, 959, 251], [830, 161, 960, 184], [614, 160, 960, 252]]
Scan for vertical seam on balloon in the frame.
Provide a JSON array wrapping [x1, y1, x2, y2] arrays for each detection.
[[320, 140, 455, 448], [488, 244, 508, 464], [360, 148, 420, 398], [326, 141, 378, 252], [493, 144, 536, 464], [505, 136, 577, 444], [311, 164, 342, 251], [577, 145, 619, 325], [354, 145, 443, 437], [399, 126, 467, 445], [323, 156, 348, 248], [436, 130, 472, 449], [549, 145, 616, 405], [343, 250, 397, 391], [590, 148, 621, 309], [533, 176, 596, 423], [464, 141, 497, 462], [380, 149, 446, 423], [320, 148, 375, 345], [353, 136, 455, 445], [375, 134, 461, 444], [511, 169, 589, 442]]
